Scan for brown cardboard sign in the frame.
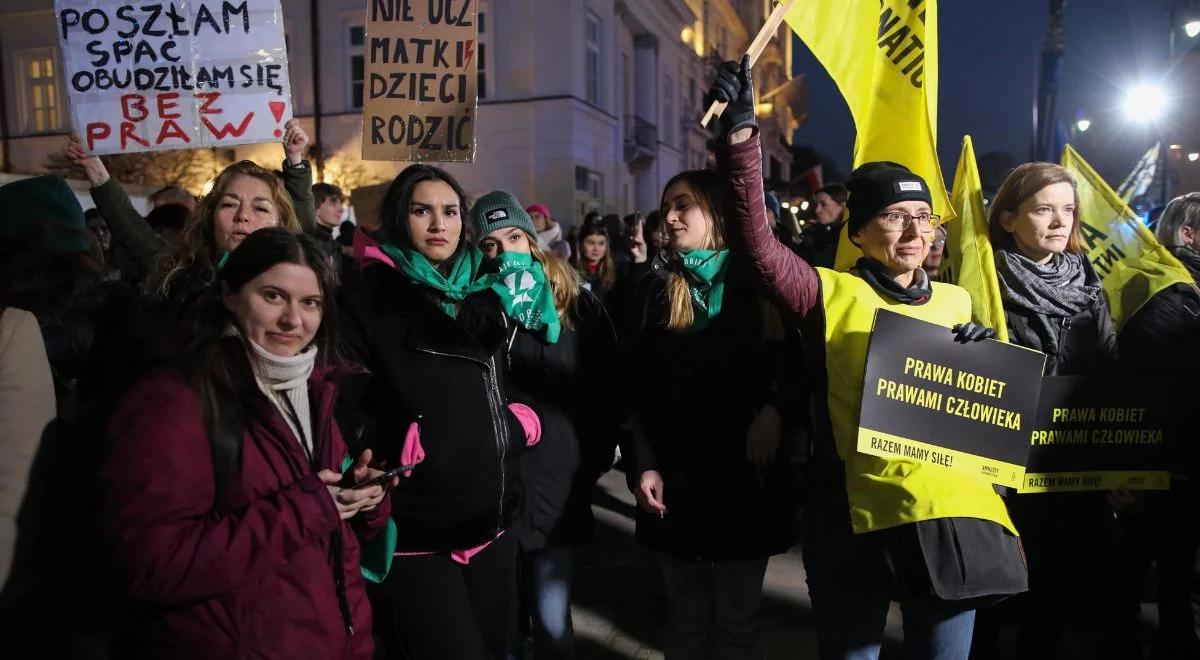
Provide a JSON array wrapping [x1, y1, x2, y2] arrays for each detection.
[[362, 0, 477, 162]]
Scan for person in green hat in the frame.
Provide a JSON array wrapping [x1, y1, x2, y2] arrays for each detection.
[[335, 165, 542, 660], [470, 191, 623, 659], [625, 166, 800, 659]]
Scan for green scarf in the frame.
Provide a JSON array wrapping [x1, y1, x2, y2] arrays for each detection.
[[492, 252, 561, 343], [679, 249, 730, 331], [377, 240, 492, 318]]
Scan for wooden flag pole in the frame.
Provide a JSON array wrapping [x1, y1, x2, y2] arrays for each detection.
[[699, 0, 797, 129]]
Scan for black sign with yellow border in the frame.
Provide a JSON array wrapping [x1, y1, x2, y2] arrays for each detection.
[[1020, 376, 1171, 493], [857, 309, 1047, 488]]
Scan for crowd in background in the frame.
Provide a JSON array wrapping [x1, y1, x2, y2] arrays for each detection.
[[1, 59, 1198, 660]]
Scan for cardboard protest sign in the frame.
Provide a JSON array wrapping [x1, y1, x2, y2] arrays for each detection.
[[1020, 376, 1171, 493], [362, 0, 477, 162], [55, 0, 292, 155], [857, 309, 1046, 488]]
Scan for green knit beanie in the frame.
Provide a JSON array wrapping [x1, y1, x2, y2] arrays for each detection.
[[470, 190, 537, 240], [0, 174, 89, 255]]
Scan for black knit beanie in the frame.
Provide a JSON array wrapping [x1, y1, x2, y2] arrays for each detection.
[[845, 162, 934, 235]]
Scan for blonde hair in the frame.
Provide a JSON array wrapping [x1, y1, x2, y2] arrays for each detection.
[[661, 171, 727, 333], [157, 161, 300, 295], [529, 241, 580, 331], [987, 162, 1085, 256]]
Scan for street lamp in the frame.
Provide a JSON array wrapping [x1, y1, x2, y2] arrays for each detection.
[[1186, 20, 1200, 39], [1075, 118, 1091, 133], [1189, 152, 1200, 162], [1122, 83, 1169, 123]]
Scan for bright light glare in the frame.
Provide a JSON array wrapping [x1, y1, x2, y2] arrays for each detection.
[[1075, 119, 1091, 132], [800, 201, 811, 211], [1185, 20, 1200, 38], [1122, 83, 1168, 123], [1189, 152, 1200, 162]]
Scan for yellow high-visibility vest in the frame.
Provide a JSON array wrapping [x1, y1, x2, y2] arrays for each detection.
[[817, 268, 1017, 535]]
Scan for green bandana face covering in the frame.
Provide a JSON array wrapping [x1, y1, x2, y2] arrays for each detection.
[[376, 237, 491, 318], [491, 252, 561, 343], [679, 249, 730, 331]]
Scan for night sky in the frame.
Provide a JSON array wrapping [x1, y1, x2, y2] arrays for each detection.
[[790, 0, 1180, 186]]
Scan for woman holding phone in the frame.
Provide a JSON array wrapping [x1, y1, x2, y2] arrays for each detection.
[[98, 228, 392, 659]]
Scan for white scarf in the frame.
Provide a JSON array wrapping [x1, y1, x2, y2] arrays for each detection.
[[228, 326, 318, 461], [537, 222, 563, 249]]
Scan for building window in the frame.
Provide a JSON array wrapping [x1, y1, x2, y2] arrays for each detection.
[[20, 49, 60, 133], [663, 75, 674, 148], [349, 25, 365, 109], [585, 12, 602, 106]]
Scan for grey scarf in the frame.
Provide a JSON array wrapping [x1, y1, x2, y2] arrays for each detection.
[[994, 249, 1101, 355], [226, 325, 317, 461]]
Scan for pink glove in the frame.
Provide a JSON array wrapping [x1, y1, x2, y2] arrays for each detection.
[[507, 403, 541, 447], [400, 421, 425, 477]]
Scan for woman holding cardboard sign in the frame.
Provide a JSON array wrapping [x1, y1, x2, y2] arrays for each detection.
[[708, 57, 1026, 660], [974, 165, 1136, 660]]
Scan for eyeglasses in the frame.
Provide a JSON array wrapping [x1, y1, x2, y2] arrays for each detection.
[[874, 211, 943, 233]]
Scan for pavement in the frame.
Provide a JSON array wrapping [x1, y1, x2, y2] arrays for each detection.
[[568, 469, 1162, 660]]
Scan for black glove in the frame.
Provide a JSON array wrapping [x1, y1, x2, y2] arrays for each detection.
[[952, 323, 997, 344], [705, 55, 757, 140]]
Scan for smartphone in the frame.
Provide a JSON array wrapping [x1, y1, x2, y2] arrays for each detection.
[[349, 465, 416, 490], [338, 464, 415, 490]]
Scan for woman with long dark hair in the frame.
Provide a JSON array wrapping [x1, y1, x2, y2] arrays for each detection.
[[571, 219, 618, 303], [626, 166, 797, 659], [336, 166, 540, 659], [98, 228, 391, 659]]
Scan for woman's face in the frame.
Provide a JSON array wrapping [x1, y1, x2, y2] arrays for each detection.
[[1000, 181, 1075, 264], [581, 234, 608, 263], [224, 262, 323, 358], [407, 180, 462, 265], [854, 200, 934, 277], [213, 175, 279, 252], [923, 228, 947, 274], [530, 211, 551, 232], [814, 192, 845, 225], [661, 181, 712, 252], [480, 227, 531, 259]]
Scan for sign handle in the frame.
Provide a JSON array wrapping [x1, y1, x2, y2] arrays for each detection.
[[699, 0, 797, 129]]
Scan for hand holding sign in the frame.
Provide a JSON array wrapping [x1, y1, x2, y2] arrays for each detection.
[[282, 118, 309, 166], [66, 134, 110, 187], [705, 55, 758, 142]]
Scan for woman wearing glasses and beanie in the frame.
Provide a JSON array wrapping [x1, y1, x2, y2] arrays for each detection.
[[707, 57, 1027, 660]]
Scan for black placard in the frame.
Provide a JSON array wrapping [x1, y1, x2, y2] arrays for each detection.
[[857, 309, 1047, 487], [1020, 376, 1171, 492]]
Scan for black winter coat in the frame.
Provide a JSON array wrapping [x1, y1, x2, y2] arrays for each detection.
[[627, 251, 796, 561], [508, 289, 622, 549], [1119, 252, 1200, 477], [1002, 261, 1118, 376], [336, 264, 527, 552]]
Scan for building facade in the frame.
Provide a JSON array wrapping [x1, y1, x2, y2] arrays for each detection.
[[1, 0, 802, 226]]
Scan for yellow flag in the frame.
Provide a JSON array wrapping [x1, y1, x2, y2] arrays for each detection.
[[942, 136, 1008, 341], [785, 0, 954, 272], [1061, 145, 1196, 331]]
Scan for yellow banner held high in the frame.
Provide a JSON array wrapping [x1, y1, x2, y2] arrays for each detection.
[[785, 0, 954, 272], [943, 136, 1008, 341], [1060, 145, 1196, 331]]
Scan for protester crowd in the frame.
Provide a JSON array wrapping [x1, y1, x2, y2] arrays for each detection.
[[1, 58, 1198, 660]]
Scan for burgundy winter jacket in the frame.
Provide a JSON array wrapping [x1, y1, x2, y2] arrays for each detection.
[[98, 366, 384, 660]]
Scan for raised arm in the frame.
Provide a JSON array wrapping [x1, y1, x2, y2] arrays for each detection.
[[280, 119, 317, 233], [708, 57, 821, 317], [68, 136, 169, 274]]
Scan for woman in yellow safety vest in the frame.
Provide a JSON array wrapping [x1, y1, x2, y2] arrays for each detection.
[[707, 57, 1028, 660]]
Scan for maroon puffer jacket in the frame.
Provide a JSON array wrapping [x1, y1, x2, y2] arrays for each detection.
[[98, 367, 384, 659]]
